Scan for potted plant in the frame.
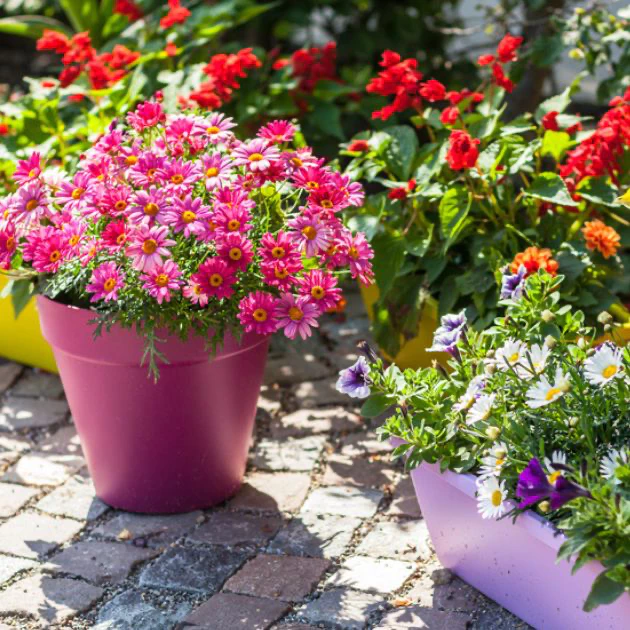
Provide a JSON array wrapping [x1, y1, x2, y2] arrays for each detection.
[[0, 101, 373, 513], [337, 272, 629, 628], [341, 35, 630, 367]]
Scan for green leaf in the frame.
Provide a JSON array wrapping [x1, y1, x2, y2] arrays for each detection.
[[360, 393, 393, 418], [10, 279, 35, 319], [0, 16, 73, 39], [535, 86, 572, 122], [576, 178, 621, 208], [523, 172, 578, 207], [541, 130, 573, 162], [371, 233, 406, 295], [439, 186, 472, 249], [583, 572, 626, 612], [382, 125, 419, 180], [310, 102, 344, 140], [60, 0, 98, 33], [405, 224, 433, 257]]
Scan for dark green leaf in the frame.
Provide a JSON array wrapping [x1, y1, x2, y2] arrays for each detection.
[[361, 393, 393, 418], [371, 233, 406, 295], [524, 173, 578, 206], [383, 125, 419, 180], [583, 572, 626, 612], [10, 279, 35, 319]]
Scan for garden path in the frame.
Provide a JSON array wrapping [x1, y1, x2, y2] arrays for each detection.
[[0, 288, 530, 629]]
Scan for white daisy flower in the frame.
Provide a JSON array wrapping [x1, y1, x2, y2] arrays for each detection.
[[526, 368, 570, 408], [466, 393, 496, 425], [494, 339, 526, 371], [544, 450, 567, 485], [600, 448, 628, 485], [584, 344, 624, 387], [454, 376, 485, 412], [476, 475, 508, 519], [516, 344, 550, 380], [479, 442, 509, 478]]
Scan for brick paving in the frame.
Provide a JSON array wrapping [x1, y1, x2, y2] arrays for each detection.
[[0, 291, 530, 629]]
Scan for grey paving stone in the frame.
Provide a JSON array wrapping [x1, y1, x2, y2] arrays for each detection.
[[292, 380, 351, 407], [188, 511, 282, 546], [301, 486, 383, 518], [375, 606, 470, 629], [1, 452, 84, 486], [328, 556, 416, 594], [0, 574, 103, 624], [11, 370, 64, 399], [139, 545, 249, 594], [340, 432, 391, 456], [297, 588, 384, 629], [0, 511, 84, 559], [36, 425, 83, 456], [0, 450, 18, 473], [265, 353, 332, 385], [224, 554, 330, 602], [95, 588, 190, 630], [184, 592, 289, 629], [270, 406, 362, 439], [0, 481, 38, 517], [250, 435, 326, 472], [386, 475, 421, 518], [36, 474, 108, 521], [258, 386, 283, 415], [321, 453, 397, 489], [229, 472, 311, 513], [269, 513, 362, 559], [356, 520, 431, 561], [0, 434, 32, 453], [93, 511, 202, 547], [0, 363, 22, 393], [273, 625, 320, 630], [45, 541, 157, 585], [0, 554, 37, 585], [0, 396, 68, 431]]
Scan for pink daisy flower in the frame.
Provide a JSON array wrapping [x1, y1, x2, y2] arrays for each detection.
[[86, 261, 124, 302], [292, 164, 333, 191], [165, 115, 204, 147], [0, 223, 17, 269], [213, 186, 255, 213], [56, 172, 93, 212], [127, 152, 165, 188], [259, 231, 302, 268], [61, 220, 86, 256], [238, 291, 279, 335], [126, 101, 165, 132], [183, 279, 209, 307], [329, 172, 365, 207], [127, 188, 169, 226], [275, 294, 319, 340], [202, 112, 236, 144], [191, 257, 236, 300], [215, 231, 254, 271], [99, 185, 132, 217], [338, 231, 374, 285], [101, 220, 130, 252], [141, 259, 183, 305], [163, 195, 211, 238], [288, 212, 333, 257], [13, 152, 42, 185], [307, 186, 349, 213], [232, 139, 281, 173], [298, 269, 342, 312], [31, 230, 69, 273], [158, 158, 202, 193], [200, 153, 233, 190], [282, 148, 319, 173], [257, 120, 297, 144], [213, 204, 253, 235], [127, 224, 175, 272], [261, 260, 299, 290], [10, 181, 50, 226]]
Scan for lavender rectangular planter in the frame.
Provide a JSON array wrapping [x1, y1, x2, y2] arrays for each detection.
[[410, 463, 630, 630]]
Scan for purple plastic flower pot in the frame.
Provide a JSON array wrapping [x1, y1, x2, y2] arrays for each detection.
[[410, 463, 630, 630], [37, 296, 270, 514]]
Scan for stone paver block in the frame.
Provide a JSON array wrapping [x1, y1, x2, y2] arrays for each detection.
[[0, 397, 69, 431], [11, 371, 64, 399], [224, 554, 330, 602], [37, 474, 108, 521], [250, 435, 326, 472], [269, 513, 361, 559], [340, 432, 391, 456], [265, 353, 332, 386], [0, 434, 31, 453], [375, 606, 470, 629], [36, 425, 83, 456], [188, 511, 282, 546], [292, 380, 350, 407], [386, 475, 421, 518], [297, 588, 384, 630], [0, 574, 103, 624], [0, 363, 22, 393], [2, 452, 84, 486], [273, 625, 320, 630], [93, 510, 201, 546], [0, 511, 84, 559], [139, 545, 249, 594], [95, 588, 189, 630], [258, 386, 282, 415], [0, 481, 38, 517], [0, 554, 37, 585], [321, 453, 397, 489], [301, 485, 383, 518], [185, 592, 289, 629], [356, 520, 431, 561], [0, 451, 18, 473], [229, 472, 311, 513], [45, 541, 157, 585], [328, 556, 416, 594], [270, 407, 362, 439]]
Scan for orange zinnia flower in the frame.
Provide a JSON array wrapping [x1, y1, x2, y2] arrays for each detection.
[[582, 219, 620, 259], [511, 247, 558, 277]]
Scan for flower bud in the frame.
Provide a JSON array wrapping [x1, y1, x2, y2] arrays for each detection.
[[541, 310, 555, 322], [544, 335, 557, 349], [539, 500, 550, 513], [597, 311, 613, 326], [484, 362, 496, 376], [485, 349, 495, 359], [485, 426, 501, 440], [568, 416, 579, 427], [569, 48, 584, 60], [577, 337, 587, 350]]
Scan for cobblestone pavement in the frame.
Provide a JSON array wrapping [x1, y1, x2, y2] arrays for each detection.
[[0, 292, 530, 629]]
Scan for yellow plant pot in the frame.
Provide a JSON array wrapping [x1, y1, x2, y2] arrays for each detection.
[[0, 276, 57, 373], [359, 283, 447, 370]]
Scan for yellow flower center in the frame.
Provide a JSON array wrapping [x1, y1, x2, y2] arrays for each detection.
[[302, 226, 317, 240], [116, 233, 127, 245], [495, 458, 505, 468], [171, 174, 184, 185], [142, 239, 158, 255], [289, 306, 303, 321], [207, 125, 220, 134], [509, 352, 520, 363], [271, 246, 285, 259], [547, 470, 561, 484], [491, 490, 503, 507], [6, 236, 15, 251], [71, 187, 84, 200], [306, 180, 318, 189], [321, 199, 333, 209], [545, 387, 562, 401], [126, 154, 138, 165], [290, 157, 303, 167], [182, 211, 197, 224], [69, 235, 80, 246], [206, 167, 219, 177], [229, 247, 242, 261], [227, 219, 240, 231], [248, 153, 264, 162], [144, 202, 159, 216], [25, 199, 39, 212], [348, 246, 359, 259], [210, 273, 223, 287], [103, 278, 116, 292], [311, 286, 325, 299], [253, 308, 268, 322], [114, 200, 127, 212], [49, 250, 61, 263], [602, 365, 618, 379], [275, 267, 288, 279], [155, 274, 169, 288], [29, 168, 38, 177], [147, 168, 156, 179]]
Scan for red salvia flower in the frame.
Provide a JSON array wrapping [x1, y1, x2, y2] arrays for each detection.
[[496, 33, 524, 63], [114, 0, 142, 21], [491, 63, 514, 93], [160, 0, 191, 29], [419, 79, 446, 102], [446, 130, 480, 170], [287, 42, 338, 93], [36, 30, 70, 54]]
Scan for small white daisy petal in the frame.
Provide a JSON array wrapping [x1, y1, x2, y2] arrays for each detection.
[[600, 448, 628, 485], [584, 344, 624, 387], [494, 339, 525, 371], [466, 393, 496, 425], [516, 344, 550, 380], [476, 476, 508, 519], [526, 368, 570, 408]]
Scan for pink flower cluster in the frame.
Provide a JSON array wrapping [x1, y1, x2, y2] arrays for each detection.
[[0, 102, 373, 341]]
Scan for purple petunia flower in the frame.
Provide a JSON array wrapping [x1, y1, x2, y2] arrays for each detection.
[[428, 309, 467, 358], [500, 264, 526, 300], [336, 357, 371, 399], [550, 476, 592, 510]]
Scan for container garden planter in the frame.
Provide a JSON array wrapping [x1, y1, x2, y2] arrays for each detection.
[[410, 462, 630, 630]]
